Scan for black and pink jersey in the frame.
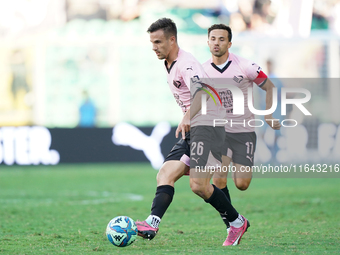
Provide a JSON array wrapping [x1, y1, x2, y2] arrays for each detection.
[[165, 48, 225, 127], [202, 52, 267, 132]]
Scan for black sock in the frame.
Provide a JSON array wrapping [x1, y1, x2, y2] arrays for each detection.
[[220, 213, 230, 229], [215, 185, 232, 228], [205, 184, 238, 223], [150, 185, 174, 219], [221, 185, 231, 204]]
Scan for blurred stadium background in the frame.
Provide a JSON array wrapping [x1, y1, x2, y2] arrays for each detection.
[[0, 0, 339, 167]]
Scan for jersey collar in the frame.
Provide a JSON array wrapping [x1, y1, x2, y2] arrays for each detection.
[[211, 60, 232, 73], [164, 48, 182, 74]]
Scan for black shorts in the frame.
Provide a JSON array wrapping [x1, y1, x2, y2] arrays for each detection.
[[190, 126, 225, 169], [164, 131, 190, 167], [222, 131, 257, 167]]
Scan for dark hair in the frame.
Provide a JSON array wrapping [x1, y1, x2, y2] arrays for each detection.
[[208, 24, 232, 42], [147, 18, 177, 40]]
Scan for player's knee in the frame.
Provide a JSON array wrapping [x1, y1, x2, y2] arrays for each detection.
[[156, 171, 163, 184], [212, 178, 227, 190], [234, 179, 250, 191], [190, 184, 205, 197], [156, 167, 172, 185], [190, 180, 208, 198], [157, 163, 183, 186], [189, 179, 201, 194]]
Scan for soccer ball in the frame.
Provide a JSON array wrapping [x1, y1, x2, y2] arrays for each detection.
[[106, 216, 138, 247]]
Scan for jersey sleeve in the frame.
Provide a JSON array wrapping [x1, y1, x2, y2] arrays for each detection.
[[245, 62, 268, 87]]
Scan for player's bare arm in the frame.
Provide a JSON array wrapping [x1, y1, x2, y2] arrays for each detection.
[[189, 89, 206, 119], [261, 79, 281, 130], [175, 89, 208, 139], [175, 109, 190, 139]]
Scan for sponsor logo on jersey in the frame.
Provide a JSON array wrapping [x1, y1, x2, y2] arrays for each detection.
[[233, 75, 244, 83], [173, 80, 181, 88]]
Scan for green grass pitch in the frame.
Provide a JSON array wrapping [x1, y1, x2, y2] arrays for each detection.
[[1, 163, 339, 254]]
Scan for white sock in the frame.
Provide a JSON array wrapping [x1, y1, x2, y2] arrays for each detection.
[[229, 214, 244, 228], [145, 215, 161, 229]]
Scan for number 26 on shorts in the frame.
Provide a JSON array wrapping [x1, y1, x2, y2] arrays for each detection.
[[191, 141, 204, 156]]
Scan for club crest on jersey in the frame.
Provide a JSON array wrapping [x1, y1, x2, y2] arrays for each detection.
[[233, 75, 243, 83], [173, 80, 181, 88]]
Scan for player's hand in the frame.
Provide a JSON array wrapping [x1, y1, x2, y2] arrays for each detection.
[[265, 115, 281, 130], [176, 111, 190, 139]]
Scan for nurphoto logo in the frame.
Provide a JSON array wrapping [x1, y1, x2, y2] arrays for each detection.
[[200, 81, 312, 128]]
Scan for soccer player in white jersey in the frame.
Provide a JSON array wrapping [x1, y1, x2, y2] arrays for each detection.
[[202, 24, 281, 229], [136, 18, 250, 246]]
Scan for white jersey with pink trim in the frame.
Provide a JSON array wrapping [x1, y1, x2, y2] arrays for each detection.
[[165, 48, 225, 127], [202, 52, 268, 133]]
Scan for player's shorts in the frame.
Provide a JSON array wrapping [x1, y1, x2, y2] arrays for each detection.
[[222, 131, 257, 167], [190, 126, 225, 170], [164, 131, 190, 167]]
